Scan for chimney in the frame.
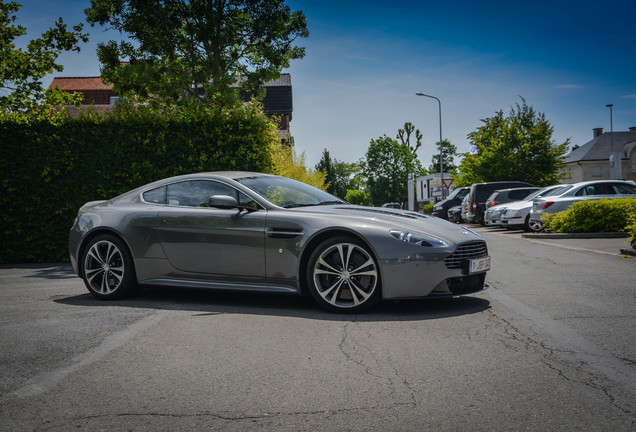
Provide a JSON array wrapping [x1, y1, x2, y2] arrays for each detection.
[[593, 128, 603, 138], [630, 127, 636, 132]]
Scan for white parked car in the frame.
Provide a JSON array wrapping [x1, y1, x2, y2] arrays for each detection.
[[499, 185, 564, 231], [528, 180, 636, 232]]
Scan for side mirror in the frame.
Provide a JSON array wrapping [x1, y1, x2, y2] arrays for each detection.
[[208, 195, 239, 209]]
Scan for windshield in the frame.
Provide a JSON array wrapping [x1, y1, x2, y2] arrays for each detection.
[[446, 188, 468, 200], [237, 175, 346, 208]]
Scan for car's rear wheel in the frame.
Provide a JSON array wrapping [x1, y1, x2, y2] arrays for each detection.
[[82, 234, 137, 300], [307, 236, 381, 313]]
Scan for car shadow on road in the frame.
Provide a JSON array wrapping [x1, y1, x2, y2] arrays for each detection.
[[54, 285, 491, 323]]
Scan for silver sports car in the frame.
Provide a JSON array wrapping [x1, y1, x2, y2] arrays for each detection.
[[69, 172, 490, 313]]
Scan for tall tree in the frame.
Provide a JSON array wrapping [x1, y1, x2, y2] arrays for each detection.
[[84, 0, 308, 105], [315, 149, 364, 199], [397, 121, 422, 154], [0, 1, 88, 111], [457, 98, 569, 187], [363, 135, 424, 205], [428, 139, 458, 174], [315, 149, 336, 194]]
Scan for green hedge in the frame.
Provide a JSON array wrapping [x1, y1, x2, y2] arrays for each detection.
[[543, 198, 636, 249], [422, 203, 434, 215], [0, 103, 278, 263]]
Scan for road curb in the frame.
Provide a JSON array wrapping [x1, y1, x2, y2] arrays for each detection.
[[522, 232, 630, 239]]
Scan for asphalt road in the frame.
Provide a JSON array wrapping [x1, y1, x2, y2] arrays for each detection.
[[1, 228, 635, 431]]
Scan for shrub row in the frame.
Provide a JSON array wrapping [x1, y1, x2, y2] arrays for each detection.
[[0, 103, 279, 263], [543, 198, 636, 249]]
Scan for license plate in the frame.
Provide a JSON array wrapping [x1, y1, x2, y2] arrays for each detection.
[[465, 256, 491, 274]]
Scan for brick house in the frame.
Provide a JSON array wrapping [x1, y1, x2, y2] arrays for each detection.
[[48, 73, 294, 145], [562, 127, 636, 182]]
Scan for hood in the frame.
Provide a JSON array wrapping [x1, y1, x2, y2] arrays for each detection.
[[290, 204, 483, 244]]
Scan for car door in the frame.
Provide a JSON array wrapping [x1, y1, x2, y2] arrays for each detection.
[[156, 179, 266, 277]]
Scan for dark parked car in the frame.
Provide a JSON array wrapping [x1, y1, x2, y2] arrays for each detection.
[[69, 172, 491, 313], [449, 195, 470, 224], [485, 187, 539, 209], [465, 181, 535, 224], [432, 187, 470, 220]]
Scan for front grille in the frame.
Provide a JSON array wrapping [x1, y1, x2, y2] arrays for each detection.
[[444, 241, 488, 269]]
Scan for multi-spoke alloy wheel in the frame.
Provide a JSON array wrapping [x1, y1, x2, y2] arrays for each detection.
[[528, 220, 543, 233], [308, 237, 380, 313], [82, 235, 136, 299]]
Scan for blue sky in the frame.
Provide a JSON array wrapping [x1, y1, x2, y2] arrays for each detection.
[[12, 0, 636, 168]]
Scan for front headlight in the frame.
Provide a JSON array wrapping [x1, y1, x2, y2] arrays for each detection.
[[390, 229, 448, 247]]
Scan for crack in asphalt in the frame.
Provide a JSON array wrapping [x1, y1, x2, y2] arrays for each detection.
[[35, 405, 417, 430], [337, 322, 418, 408], [485, 292, 635, 417]]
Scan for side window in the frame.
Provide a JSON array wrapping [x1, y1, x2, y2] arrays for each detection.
[[612, 183, 636, 194], [509, 190, 526, 200], [575, 185, 597, 196], [143, 186, 166, 204], [238, 191, 262, 209], [167, 180, 235, 207]]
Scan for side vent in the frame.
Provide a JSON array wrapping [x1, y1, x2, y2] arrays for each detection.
[[267, 228, 304, 239]]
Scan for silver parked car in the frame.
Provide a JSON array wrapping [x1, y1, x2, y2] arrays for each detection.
[[500, 185, 564, 231], [484, 204, 507, 227], [69, 172, 490, 313], [528, 180, 636, 232]]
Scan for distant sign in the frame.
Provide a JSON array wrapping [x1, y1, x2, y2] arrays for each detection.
[[442, 178, 454, 189]]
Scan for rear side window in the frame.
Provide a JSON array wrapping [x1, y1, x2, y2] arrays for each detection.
[[575, 183, 613, 196], [612, 183, 636, 194], [509, 189, 533, 200], [143, 186, 166, 204]]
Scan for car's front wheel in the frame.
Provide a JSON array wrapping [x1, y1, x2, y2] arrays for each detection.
[[307, 236, 381, 313], [528, 219, 543, 232], [82, 234, 137, 300]]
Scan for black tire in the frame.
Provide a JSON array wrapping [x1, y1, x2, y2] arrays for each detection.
[[523, 215, 531, 232], [527, 219, 543, 233], [81, 234, 138, 300], [306, 236, 381, 313]]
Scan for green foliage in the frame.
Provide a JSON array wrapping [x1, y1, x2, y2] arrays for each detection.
[[0, 1, 88, 111], [0, 102, 277, 263], [428, 139, 458, 174], [345, 189, 371, 206], [422, 203, 434, 215], [456, 98, 569, 187], [84, 0, 308, 106], [269, 141, 326, 190], [364, 135, 425, 205], [315, 149, 365, 199], [315, 149, 336, 193], [543, 199, 636, 236], [628, 220, 636, 250]]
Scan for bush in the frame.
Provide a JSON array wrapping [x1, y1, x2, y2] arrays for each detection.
[[543, 198, 636, 239], [422, 203, 434, 215], [0, 102, 279, 263], [345, 189, 371, 206]]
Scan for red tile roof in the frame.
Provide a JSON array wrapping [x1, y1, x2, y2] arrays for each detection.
[[49, 77, 113, 91]]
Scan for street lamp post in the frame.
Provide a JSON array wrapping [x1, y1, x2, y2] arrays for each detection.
[[416, 92, 444, 200], [606, 104, 620, 179]]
